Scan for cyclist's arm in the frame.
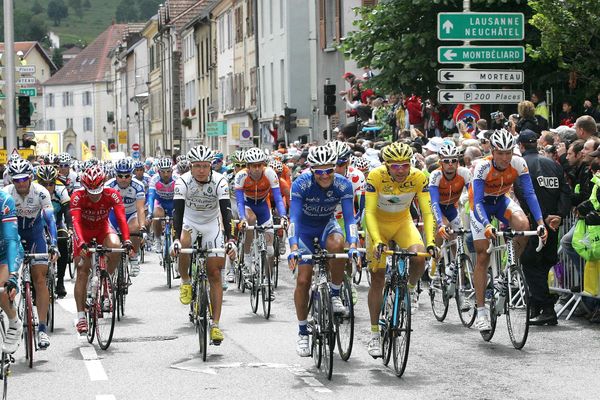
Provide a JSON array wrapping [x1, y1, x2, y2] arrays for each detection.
[[61, 201, 73, 230], [219, 199, 234, 240], [147, 187, 156, 216], [173, 199, 185, 240], [364, 178, 383, 245], [70, 194, 85, 244], [1, 196, 20, 275], [416, 184, 436, 247], [267, 168, 287, 217], [517, 173, 544, 225], [288, 183, 302, 248], [111, 192, 130, 241], [341, 194, 358, 245], [428, 170, 443, 227], [235, 189, 246, 220], [472, 162, 491, 226], [41, 188, 58, 246]]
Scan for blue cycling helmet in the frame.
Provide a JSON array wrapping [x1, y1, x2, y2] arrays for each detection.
[[133, 160, 144, 170], [114, 158, 134, 174]]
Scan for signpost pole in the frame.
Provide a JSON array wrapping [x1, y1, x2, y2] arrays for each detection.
[[3, 0, 17, 152], [463, 0, 472, 110]]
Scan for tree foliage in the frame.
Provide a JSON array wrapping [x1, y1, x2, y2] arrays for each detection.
[[528, 0, 600, 92], [31, 0, 45, 15], [47, 0, 69, 26], [52, 48, 65, 70], [340, 0, 539, 95], [69, 0, 84, 19], [115, 0, 139, 22]]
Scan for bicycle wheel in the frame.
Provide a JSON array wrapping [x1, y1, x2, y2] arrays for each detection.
[[429, 261, 449, 322], [86, 299, 96, 344], [506, 265, 530, 349], [237, 246, 246, 292], [197, 279, 209, 361], [250, 259, 259, 314], [392, 283, 411, 377], [319, 286, 334, 380], [336, 275, 354, 361], [353, 268, 362, 285], [272, 237, 280, 289], [164, 239, 172, 289], [309, 289, 322, 369], [67, 239, 74, 279], [1, 351, 8, 400], [455, 255, 476, 327], [95, 274, 116, 350], [260, 251, 272, 319], [380, 284, 393, 366], [47, 271, 55, 333], [480, 267, 498, 342], [24, 282, 34, 368], [116, 263, 124, 322]]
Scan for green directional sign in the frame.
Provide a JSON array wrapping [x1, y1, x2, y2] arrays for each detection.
[[438, 46, 525, 64], [438, 12, 524, 41], [19, 88, 37, 97]]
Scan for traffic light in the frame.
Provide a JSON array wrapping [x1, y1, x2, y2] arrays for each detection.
[[18, 95, 31, 127], [284, 107, 297, 131], [324, 84, 336, 116]]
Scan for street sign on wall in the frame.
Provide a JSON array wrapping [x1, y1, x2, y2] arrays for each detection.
[[118, 130, 128, 145], [438, 46, 525, 64], [438, 89, 525, 104], [16, 77, 36, 85], [437, 13, 524, 41], [19, 88, 37, 97], [206, 121, 227, 137], [438, 69, 524, 84]]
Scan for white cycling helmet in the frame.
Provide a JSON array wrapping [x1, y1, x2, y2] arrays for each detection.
[[352, 156, 371, 172], [187, 145, 214, 163], [307, 145, 338, 167], [327, 141, 352, 162], [490, 128, 517, 151], [8, 158, 33, 179], [244, 148, 267, 164], [157, 157, 173, 170], [438, 143, 459, 159]]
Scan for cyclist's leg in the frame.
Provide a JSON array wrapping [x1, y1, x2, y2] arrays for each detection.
[[322, 219, 345, 286], [243, 206, 257, 256], [207, 256, 224, 322], [73, 231, 93, 314], [503, 197, 530, 257], [56, 228, 69, 295], [177, 228, 193, 281], [366, 231, 387, 327], [252, 202, 275, 271], [0, 264, 17, 320], [470, 210, 492, 308], [103, 233, 122, 275], [152, 203, 165, 238], [128, 213, 141, 254], [293, 234, 315, 324]]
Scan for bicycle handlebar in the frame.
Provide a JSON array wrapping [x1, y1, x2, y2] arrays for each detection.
[[24, 253, 50, 260], [383, 250, 431, 258], [87, 247, 127, 254], [178, 248, 226, 255], [486, 230, 544, 254]]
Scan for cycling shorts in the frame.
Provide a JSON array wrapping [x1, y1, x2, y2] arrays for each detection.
[[295, 218, 343, 266], [109, 211, 138, 234], [182, 218, 224, 258], [440, 204, 462, 232], [20, 228, 49, 264], [73, 228, 112, 258], [366, 219, 424, 272], [470, 195, 523, 241], [245, 201, 273, 228], [154, 200, 173, 217]]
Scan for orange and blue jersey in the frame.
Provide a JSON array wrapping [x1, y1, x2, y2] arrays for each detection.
[[429, 166, 471, 227], [234, 167, 286, 224]]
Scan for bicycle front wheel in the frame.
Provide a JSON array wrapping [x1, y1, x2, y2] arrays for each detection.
[[260, 251, 272, 319], [506, 265, 530, 349], [272, 235, 280, 289], [197, 279, 209, 361], [320, 286, 334, 380], [392, 283, 411, 377], [480, 267, 498, 342], [336, 275, 354, 361], [47, 272, 55, 333], [429, 260, 449, 322], [456, 255, 476, 327], [24, 282, 34, 368], [165, 238, 172, 289], [380, 284, 394, 366], [309, 288, 322, 369], [250, 263, 259, 314], [96, 274, 116, 350]]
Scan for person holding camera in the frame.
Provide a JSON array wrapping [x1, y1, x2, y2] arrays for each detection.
[[516, 101, 542, 135]]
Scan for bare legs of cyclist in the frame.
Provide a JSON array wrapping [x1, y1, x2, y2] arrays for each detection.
[[0, 265, 22, 353], [241, 207, 275, 290], [31, 263, 50, 348], [151, 206, 166, 253], [128, 216, 142, 276]]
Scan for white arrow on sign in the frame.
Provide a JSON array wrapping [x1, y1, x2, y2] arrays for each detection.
[[443, 49, 457, 61], [442, 20, 454, 34], [438, 69, 524, 84]]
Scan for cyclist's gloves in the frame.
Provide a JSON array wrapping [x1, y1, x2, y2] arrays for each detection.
[[374, 242, 386, 260], [426, 245, 439, 259], [4, 276, 18, 296], [347, 247, 360, 260], [170, 239, 181, 255], [49, 245, 60, 259], [537, 225, 548, 242], [437, 225, 451, 240], [484, 224, 497, 240], [288, 250, 301, 263], [123, 239, 133, 250]]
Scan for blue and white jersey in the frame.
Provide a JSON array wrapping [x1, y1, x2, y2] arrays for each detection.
[[0, 190, 24, 274], [289, 172, 357, 245], [3, 182, 53, 232], [148, 174, 175, 214], [104, 177, 146, 216]]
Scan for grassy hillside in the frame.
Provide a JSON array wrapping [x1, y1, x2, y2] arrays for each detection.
[[14, 0, 160, 46]]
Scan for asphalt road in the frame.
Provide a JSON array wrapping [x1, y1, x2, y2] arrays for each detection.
[[6, 251, 600, 400]]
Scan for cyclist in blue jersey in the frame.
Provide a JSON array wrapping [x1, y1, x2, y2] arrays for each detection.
[[0, 189, 25, 354], [288, 145, 360, 357], [147, 157, 176, 253], [105, 158, 146, 276], [4, 159, 58, 350], [212, 152, 229, 174], [133, 160, 151, 191]]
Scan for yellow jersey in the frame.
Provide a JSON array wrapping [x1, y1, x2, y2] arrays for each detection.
[[364, 165, 435, 247]]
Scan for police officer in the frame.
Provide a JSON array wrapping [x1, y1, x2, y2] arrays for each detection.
[[515, 129, 571, 325]]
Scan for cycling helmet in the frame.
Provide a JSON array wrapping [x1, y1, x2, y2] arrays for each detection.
[[490, 128, 517, 151], [157, 157, 173, 170], [8, 153, 21, 164], [328, 141, 352, 162], [114, 158, 133, 174], [268, 159, 284, 174], [230, 150, 246, 165], [176, 154, 187, 163], [307, 145, 338, 167], [133, 160, 144, 170], [58, 153, 72, 165], [187, 145, 214, 162], [352, 156, 371, 172], [214, 152, 224, 161], [381, 142, 413, 163], [83, 158, 99, 170], [81, 165, 106, 194], [8, 159, 33, 179], [144, 157, 154, 166], [36, 165, 59, 182], [44, 153, 58, 165], [438, 143, 459, 159], [178, 159, 190, 174], [244, 148, 268, 164]]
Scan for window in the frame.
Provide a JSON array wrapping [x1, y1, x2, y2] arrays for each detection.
[[218, 16, 225, 53], [280, 0, 284, 29], [62, 91, 73, 106], [66, 118, 73, 129], [227, 11, 233, 49], [83, 117, 93, 132], [47, 119, 55, 130], [250, 67, 257, 106], [82, 91, 92, 106], [260, 0, 264, 38], [150, 45, 155, 71], [280, 59, 285, 108], [219, 76, 225, 112], [270, 62, 274, 112], [246, 0, 254, 37], [269, 0, 273, 35], [46, 93, 54, 107], [362, 0, 378, 6], [319, 0, 342, 50], [235, 7, 243, 43]]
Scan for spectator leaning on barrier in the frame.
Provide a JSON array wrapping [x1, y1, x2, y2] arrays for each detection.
[[515, 129, 571, 326]]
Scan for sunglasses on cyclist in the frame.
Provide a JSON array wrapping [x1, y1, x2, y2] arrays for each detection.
[[387, 162, 410, 170], [336, 159, 349, 166], [12, 176, 30, 183], [312, 167, 335, 176], [40, 180, 55, 186], [58, 163, 70, 168], [117, 174, 131, 179], [441, 159, 458, 164]]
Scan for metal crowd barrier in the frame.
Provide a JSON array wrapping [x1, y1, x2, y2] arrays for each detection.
[[550, 212, 600, 320]]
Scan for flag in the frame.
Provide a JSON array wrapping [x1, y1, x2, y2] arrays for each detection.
[[101, 141, 111, 161], [81, 142, 92, 161]]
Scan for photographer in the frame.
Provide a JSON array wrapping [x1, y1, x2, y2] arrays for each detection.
[[516, 101, 541, 135], [490, 111, 506, 130]]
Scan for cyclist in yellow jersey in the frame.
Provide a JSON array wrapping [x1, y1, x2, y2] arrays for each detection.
[[364, 142, 437, 358]]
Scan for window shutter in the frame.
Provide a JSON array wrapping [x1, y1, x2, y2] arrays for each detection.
[[319, 0, 326, 50], [362, 0, 377, 7], [335, 0, 341, 43]]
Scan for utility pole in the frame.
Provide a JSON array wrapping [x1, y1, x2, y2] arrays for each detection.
[[3, 0, 17, 152]]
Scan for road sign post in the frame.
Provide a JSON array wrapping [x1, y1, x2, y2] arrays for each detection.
[[438, 46, 525, 64], [438, 13, 525, 41], [438, 89, 525, 104], [438, 69, 524, 84]]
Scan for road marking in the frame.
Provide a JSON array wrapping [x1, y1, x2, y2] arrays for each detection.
[[79, 342, 108, 381]]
